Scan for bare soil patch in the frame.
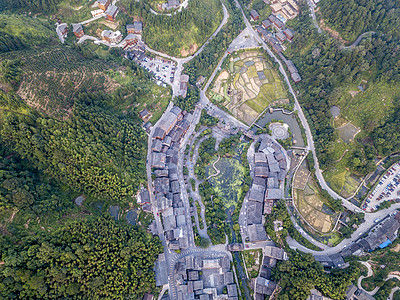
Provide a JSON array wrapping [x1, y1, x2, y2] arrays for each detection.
[[320, 19, 349, 45]]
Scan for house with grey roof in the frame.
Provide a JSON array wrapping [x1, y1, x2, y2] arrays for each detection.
[[227, 284, 238, 297], [247, 201, 263, 225], [249, 189, 265, 203], [265, 188, 282, 200], [248, 224, 267, 242]]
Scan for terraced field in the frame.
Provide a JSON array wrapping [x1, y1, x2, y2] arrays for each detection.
[[208, 49, 287, 125]]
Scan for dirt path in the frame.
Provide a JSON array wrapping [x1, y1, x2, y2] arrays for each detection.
[[319, 19, 348, 45]]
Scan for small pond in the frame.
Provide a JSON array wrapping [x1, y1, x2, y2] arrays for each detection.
[[256, 110, 305, 147]]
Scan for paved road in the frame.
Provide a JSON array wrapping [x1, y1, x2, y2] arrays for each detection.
[[305, 0, 322, 33], [187, 134, 212, 239], [176, 106, 203, 248], [341, 31, 375, 50], [357, 261, 379, 295], [145, 0, 229, 97], [79, 13, 105, 25], [55, 24, 66, 43], [234, 0, 361, 213], [287, 204, 400, 255]]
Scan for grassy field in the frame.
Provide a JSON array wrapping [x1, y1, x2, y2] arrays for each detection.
[[56, 0, 92, 24], [323, 150, 362, 198], [208, 49, 287, 125], [0, 46, 170, 121], [293, 162, 337, 233]]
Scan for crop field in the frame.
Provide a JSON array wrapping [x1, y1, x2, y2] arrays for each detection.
[[208, 50, 287, 125], [0, 47, 119, 118], [293, 161, 336, 233], [0, 47, 169, 121]]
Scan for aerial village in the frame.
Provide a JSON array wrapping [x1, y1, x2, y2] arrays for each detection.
[[52, 0, 400, 299], [55, 0, 177, 88]]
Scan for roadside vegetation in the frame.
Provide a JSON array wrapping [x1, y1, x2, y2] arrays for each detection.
[[265, 201, 322, 251], [243, 249, 262, 278], [347, 239, 400, 297], [273, 251, 361, 299], [185, 0, 245, 85]]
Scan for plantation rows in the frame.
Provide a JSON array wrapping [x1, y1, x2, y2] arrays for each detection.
[[18, 70, 115, 117], [3, 47, 119, 118]]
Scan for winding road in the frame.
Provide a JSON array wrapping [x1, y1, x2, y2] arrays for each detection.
[[341, 31, 376, 50], [145, 0, 229, 97]]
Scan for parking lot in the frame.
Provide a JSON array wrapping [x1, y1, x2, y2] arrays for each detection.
[[139, 56, 176, 86], [363, 162, 400, 212]]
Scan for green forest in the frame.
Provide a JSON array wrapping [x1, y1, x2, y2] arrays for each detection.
[[285, 0, 400, 173], [185, 0, 244, 85], [319, 0, 400, 41], [273, 251, 360, 300], [0, 216, 162, 298], [0, 10, 166, 298], [0, 91, 148, 205]]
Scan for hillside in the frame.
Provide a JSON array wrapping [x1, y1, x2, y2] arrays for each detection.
[[284, 1, 400, 198], [0, 12, 167, 297], [0, 13, 57, 53], [119, 0, 224, 57], [319, 0, 400, 41], [1, 47, 122, 119]]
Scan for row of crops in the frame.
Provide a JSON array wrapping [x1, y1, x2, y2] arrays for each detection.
[[1, 46, 120, 118]]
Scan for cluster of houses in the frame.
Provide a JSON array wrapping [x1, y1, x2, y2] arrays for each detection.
[[253, 246, 287, 299], [149, 106, 193, 251], [97, 0, 119, 22], [341, 212, 400, 257], [59, 0, 145, 51], [100, 22, 144, 49], [173, 254, 238, 300], [244, 136, 288, 242], [256, 15, 301, 83], [312, 212, 400, 273], [269, 0, 299, 21]]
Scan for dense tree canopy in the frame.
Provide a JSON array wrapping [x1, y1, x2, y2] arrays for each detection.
[[319, 0, 400, 41], [0, 91, 147, 204], [0, 0, 61, 13], [0, 216, 163, 299], [119, 0, 223, 57], [273, 251, 360, 300]]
